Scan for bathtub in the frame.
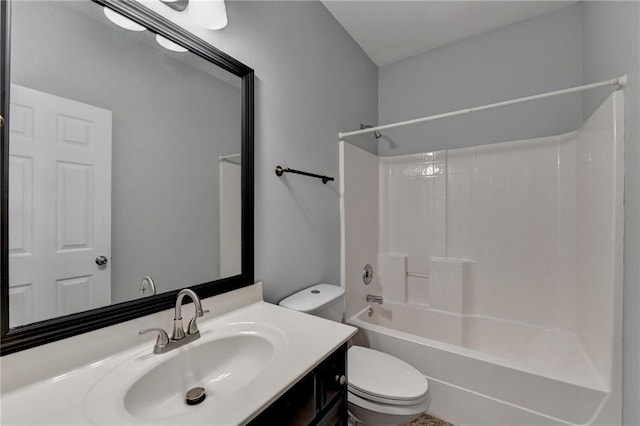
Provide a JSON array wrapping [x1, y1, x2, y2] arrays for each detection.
[[347, 302, 610, 426]]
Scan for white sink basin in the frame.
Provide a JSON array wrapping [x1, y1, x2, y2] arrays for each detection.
[[2, 299, 357, 426], [84, 321, 287, 424], [125, 333, 275, 420]]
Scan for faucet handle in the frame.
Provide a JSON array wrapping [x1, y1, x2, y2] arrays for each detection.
[[366, 294, 384, 304], [139, 328, 170, 353], [187, 309, 210, 335]]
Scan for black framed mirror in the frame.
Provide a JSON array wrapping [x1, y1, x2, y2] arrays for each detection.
[[0, 0, 254, 355]]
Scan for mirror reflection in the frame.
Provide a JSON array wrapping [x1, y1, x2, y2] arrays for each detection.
[[8, 1, 242, 327]]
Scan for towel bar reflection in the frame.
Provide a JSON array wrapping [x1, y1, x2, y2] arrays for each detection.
[[275, 165, 334, 184]]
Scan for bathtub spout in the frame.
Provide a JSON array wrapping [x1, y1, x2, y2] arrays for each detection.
[[366, 294, 383, 304]]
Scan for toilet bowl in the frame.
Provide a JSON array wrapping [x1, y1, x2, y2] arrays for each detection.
[[347, 345, 429, 426], [279, 284, 429, 426]]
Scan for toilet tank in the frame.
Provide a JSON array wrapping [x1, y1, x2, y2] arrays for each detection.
[[278, 283, 345, 322]]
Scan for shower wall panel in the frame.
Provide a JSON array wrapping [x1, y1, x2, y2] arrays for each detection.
[[575, 92, 624, 386], [340, 141, 380, 319], [379, 133, 577, 330]]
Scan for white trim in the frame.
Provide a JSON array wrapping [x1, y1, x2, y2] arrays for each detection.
[[218, 153, 241, 161]]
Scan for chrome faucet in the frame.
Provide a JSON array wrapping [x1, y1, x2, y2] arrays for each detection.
[[366, 294, 383, 304], [172, 288, 206, 340], [139, 288, 209, 354]]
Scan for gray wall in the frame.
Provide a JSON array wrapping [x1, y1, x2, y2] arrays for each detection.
[[151, 1, 378, 303], [378, 4, 583, 156], [11, 1, 241, 303], [582, 3, 640, 425]]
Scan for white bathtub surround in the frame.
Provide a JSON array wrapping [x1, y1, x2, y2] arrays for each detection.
[[379, 134, 581, 328], [378, 254, 408, 303], [428, 258, 473, 314], [380, 151, 447, 276], [341, 92, 624, 425], [377, 254, 475, 311], [406, 275, 429, 307], [1, 282, 357, 425], [219, 160, 242, 277], [340, 141, 380, 319], [576, 89, 625, 396]]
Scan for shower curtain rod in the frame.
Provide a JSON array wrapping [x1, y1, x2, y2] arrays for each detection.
[[338, 75, 627, 139]]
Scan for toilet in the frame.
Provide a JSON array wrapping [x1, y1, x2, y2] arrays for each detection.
[[279, 283, 429, 426]]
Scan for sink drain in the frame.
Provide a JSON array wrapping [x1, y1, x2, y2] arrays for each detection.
[[186, 387, 206, 405]]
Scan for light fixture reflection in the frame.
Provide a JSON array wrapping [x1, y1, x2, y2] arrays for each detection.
[[103, 7, 146, 32], [155, 34, 188, 53], [187, 0, 228, 30]]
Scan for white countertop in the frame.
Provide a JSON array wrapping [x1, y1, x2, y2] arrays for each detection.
[[1, 293, 356, 425]]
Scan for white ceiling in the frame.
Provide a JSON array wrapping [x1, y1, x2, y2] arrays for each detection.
[[321, 1, 577, 67]]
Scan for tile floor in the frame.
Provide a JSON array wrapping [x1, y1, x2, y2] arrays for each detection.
[[406, 413, 454, 426]]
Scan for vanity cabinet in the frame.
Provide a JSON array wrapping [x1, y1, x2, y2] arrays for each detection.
[[248, 343, 348, 426]]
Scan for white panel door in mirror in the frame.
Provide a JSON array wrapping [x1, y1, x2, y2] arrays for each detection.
[[9, 84, 112, 326]]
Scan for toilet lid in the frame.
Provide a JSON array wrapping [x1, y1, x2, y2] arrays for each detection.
[[348, 346, 428, 404], [278, 283, 344, 314]]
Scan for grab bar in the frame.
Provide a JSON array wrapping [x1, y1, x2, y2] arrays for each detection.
[[407, 272, 429, 279]]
